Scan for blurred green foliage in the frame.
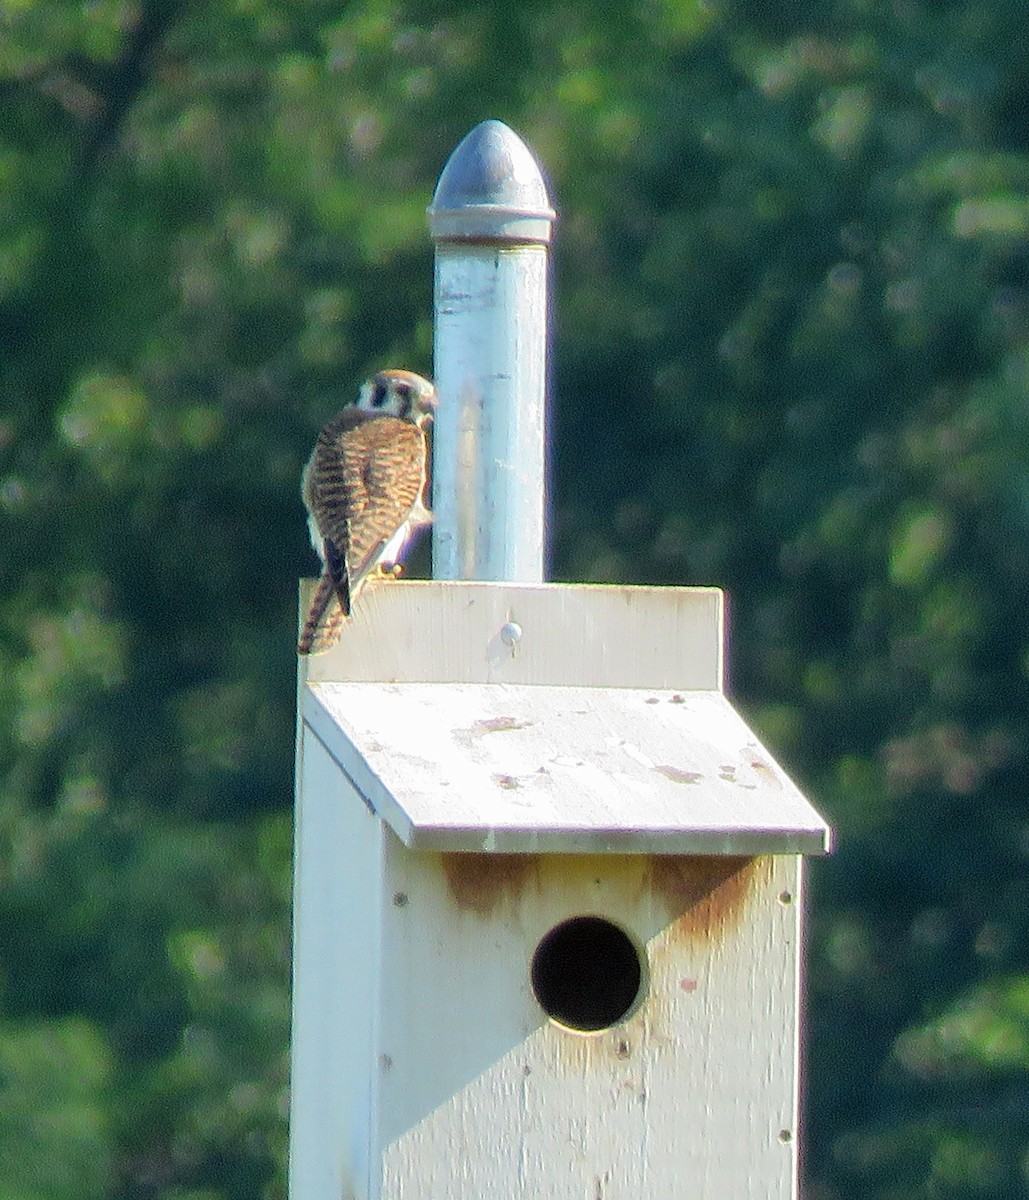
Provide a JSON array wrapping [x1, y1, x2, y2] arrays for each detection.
[[3, 1, 1029, 1197]]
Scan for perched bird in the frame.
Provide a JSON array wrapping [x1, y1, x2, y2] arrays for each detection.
[[298, 368, 437, 655]]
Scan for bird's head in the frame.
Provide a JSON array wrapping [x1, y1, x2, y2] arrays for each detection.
[[357, 369, 437, 427]]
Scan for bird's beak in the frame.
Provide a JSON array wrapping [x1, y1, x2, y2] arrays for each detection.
[[417, 387, 439, 418]]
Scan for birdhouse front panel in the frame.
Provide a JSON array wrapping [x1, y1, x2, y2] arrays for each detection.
[[373, 836, 801, 1200]]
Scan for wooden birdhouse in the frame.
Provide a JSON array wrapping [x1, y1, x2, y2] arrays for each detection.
[[290, 579, 830, 1200]]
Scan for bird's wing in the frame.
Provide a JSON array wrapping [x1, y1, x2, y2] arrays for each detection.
[[310, 413, 427, 597], [344, 417, 427, 586]]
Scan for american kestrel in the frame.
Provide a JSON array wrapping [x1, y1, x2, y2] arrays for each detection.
[[298, 368, 437, 655]]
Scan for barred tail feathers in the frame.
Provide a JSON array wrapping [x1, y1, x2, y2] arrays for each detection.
[[298, 573, 348, 655]]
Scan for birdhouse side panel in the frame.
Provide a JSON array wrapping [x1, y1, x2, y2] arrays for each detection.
[[290, 729, 386, 1200]]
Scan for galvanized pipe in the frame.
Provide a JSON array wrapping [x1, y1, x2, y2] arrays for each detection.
[[428, 120, 556, 582]]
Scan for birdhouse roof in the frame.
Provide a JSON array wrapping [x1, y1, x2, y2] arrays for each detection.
[[303, 679, 829, 855], [297, 579, 829, 856]]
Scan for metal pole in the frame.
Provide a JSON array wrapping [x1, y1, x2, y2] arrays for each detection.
[[428, 120, 556, 582]]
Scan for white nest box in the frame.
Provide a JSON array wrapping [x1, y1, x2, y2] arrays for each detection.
[[290, 579, 830, 1200]]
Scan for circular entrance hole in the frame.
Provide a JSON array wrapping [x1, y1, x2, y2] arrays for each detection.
[[530, 916, 644, 1032]]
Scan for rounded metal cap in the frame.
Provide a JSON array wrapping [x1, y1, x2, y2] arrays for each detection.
[[428, 120, 556, 245]]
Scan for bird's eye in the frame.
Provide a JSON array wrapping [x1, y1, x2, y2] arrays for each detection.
[[395, 383, 411, 401], [371, 382, 388, 407]]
